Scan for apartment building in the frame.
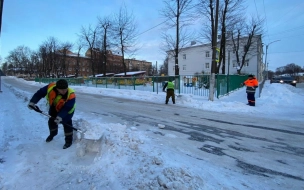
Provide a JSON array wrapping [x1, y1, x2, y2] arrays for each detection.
[[60, 49, 152, 77], [167, 35, 264, 80]]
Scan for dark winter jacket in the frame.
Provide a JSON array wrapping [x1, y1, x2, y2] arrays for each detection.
[[30, 83, 76, 122]]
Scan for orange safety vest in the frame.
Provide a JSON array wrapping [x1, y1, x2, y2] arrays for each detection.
[[46, 83, 76, 113]]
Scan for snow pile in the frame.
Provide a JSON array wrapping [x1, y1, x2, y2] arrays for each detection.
[[84, 123, 205, 189]]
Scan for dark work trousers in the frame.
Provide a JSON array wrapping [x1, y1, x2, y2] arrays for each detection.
[[166, 89, 175, 104], [48, 107, 73, 144], [247, 93, 255, 106]]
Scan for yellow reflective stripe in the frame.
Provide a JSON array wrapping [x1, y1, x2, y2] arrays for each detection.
[[68, 104, 75, 114], [65, 132, 73, 136], [54, 95, 62, 105], [67, 88, 75, 114], [46, 84, 55, 102]]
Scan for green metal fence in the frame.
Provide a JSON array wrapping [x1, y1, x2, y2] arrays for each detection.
[[35, 74, 248, 98]]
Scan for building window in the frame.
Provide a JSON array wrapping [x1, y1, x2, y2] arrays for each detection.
[[206, 51, 210, 57], [183, 65, 186, 70], [205, 63, 209, 68], [183, 54, 186, 60], [232, 60, 237, 67], [244, 60, 249, 67]]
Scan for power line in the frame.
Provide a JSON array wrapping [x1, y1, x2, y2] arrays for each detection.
[[267, 25, 304, 37], [267, 33, 304, 40], [136, 19, 169, 37], [262, 0, 270, 41], [253, 0, 259, 16], [136, 2, 198, 38], [268, 50, 304, 54]]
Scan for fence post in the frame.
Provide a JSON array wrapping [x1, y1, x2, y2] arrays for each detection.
[[216, 74, 219, 98], [178, 75, 181, 94], [152, 76, 155, 92], [133, 77, 136, 90]]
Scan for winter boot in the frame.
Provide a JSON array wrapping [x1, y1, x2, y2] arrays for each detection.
[[63, 132, 73, 149], [63, 143, 72, 149], [46, 135, 54, 142]]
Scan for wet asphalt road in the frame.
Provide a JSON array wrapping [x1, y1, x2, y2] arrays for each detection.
[[3, 77, 304, 187]]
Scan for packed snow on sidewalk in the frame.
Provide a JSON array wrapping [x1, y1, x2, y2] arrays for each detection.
[[0, 77, 303, 189]]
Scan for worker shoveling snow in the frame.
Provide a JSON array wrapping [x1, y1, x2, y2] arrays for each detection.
[[27, 104, 106, 156]]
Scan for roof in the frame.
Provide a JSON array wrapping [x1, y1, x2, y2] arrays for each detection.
[[114, 71, 146, 76], [89, 73, 115, 77]]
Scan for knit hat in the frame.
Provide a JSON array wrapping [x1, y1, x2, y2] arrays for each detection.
[[56, 79, 68, 89], [248, 74, 254, 78]]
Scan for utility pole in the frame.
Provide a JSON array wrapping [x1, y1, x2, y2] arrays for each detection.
[[227, 50, 230, 94], [209, 0, 220, 101], [175, 0, 180, 76], [102, 22, 110, 76], [0, 0, 4, 93], [265, 40, 280, 80]]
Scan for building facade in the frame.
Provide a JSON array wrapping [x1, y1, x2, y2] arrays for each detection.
[[60, 49, 152, 77], [167, 35, 264, 80]]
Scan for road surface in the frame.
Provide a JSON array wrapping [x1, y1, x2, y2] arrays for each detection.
[[2, 77, 304, 189]]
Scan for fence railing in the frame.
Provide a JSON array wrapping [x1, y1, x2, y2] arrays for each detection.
[[35, 74, 248, 98]]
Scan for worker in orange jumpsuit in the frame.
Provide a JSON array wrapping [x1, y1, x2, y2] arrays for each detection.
[[242, 75, 259, 106]]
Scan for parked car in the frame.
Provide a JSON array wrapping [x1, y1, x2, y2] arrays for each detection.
[[270, 76, 297, 86]]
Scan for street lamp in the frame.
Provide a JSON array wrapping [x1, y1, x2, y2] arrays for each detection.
[[264, 40, 280, 79]]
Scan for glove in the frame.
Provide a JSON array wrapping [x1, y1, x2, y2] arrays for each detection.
[[28, 102, 38, 110], [54, 116, 62, 125]]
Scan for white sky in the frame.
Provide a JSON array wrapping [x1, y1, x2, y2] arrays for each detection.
[[0, 77, 304, 189]]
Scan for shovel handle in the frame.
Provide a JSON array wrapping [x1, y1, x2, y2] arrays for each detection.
[[30, 105, 83, 133]]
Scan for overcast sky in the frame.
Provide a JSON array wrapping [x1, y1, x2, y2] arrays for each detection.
[[1, 0, 304, 71]]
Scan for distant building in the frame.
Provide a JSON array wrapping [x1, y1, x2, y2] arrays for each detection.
[[124, 58, 152, 75], [167, 35, 264, 80], [55, 49, 152, 77]]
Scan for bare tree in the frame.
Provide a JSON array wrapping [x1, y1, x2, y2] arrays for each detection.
[[230, 16, 263, 74], [74, 39, 84, 78], [159, 56, 169, 76], [29, 51, 40, 77], [112, 5, 138, 76], [160, 0, 197, 76], [98, 16, 112, 76], [284, 63, 302, 76], [38, 37, 61, 78], [197, 0, 220, 101], [197, 0, 245, 74], [218, 0, 245, 74], [79, 25, 98, 77], [58, 42, 73, 77], [6, 45, 31, 75]]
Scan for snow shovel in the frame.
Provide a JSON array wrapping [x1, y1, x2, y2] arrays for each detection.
[[28, 104, 84, 134]]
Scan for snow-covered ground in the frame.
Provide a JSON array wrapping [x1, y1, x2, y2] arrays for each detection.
[[0, 77, 303, 189]]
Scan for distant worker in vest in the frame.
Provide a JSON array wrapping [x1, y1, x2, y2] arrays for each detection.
[[163, 78, 175, 104], [28, 79, 76, 149], [242, 74, 259, 106]]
